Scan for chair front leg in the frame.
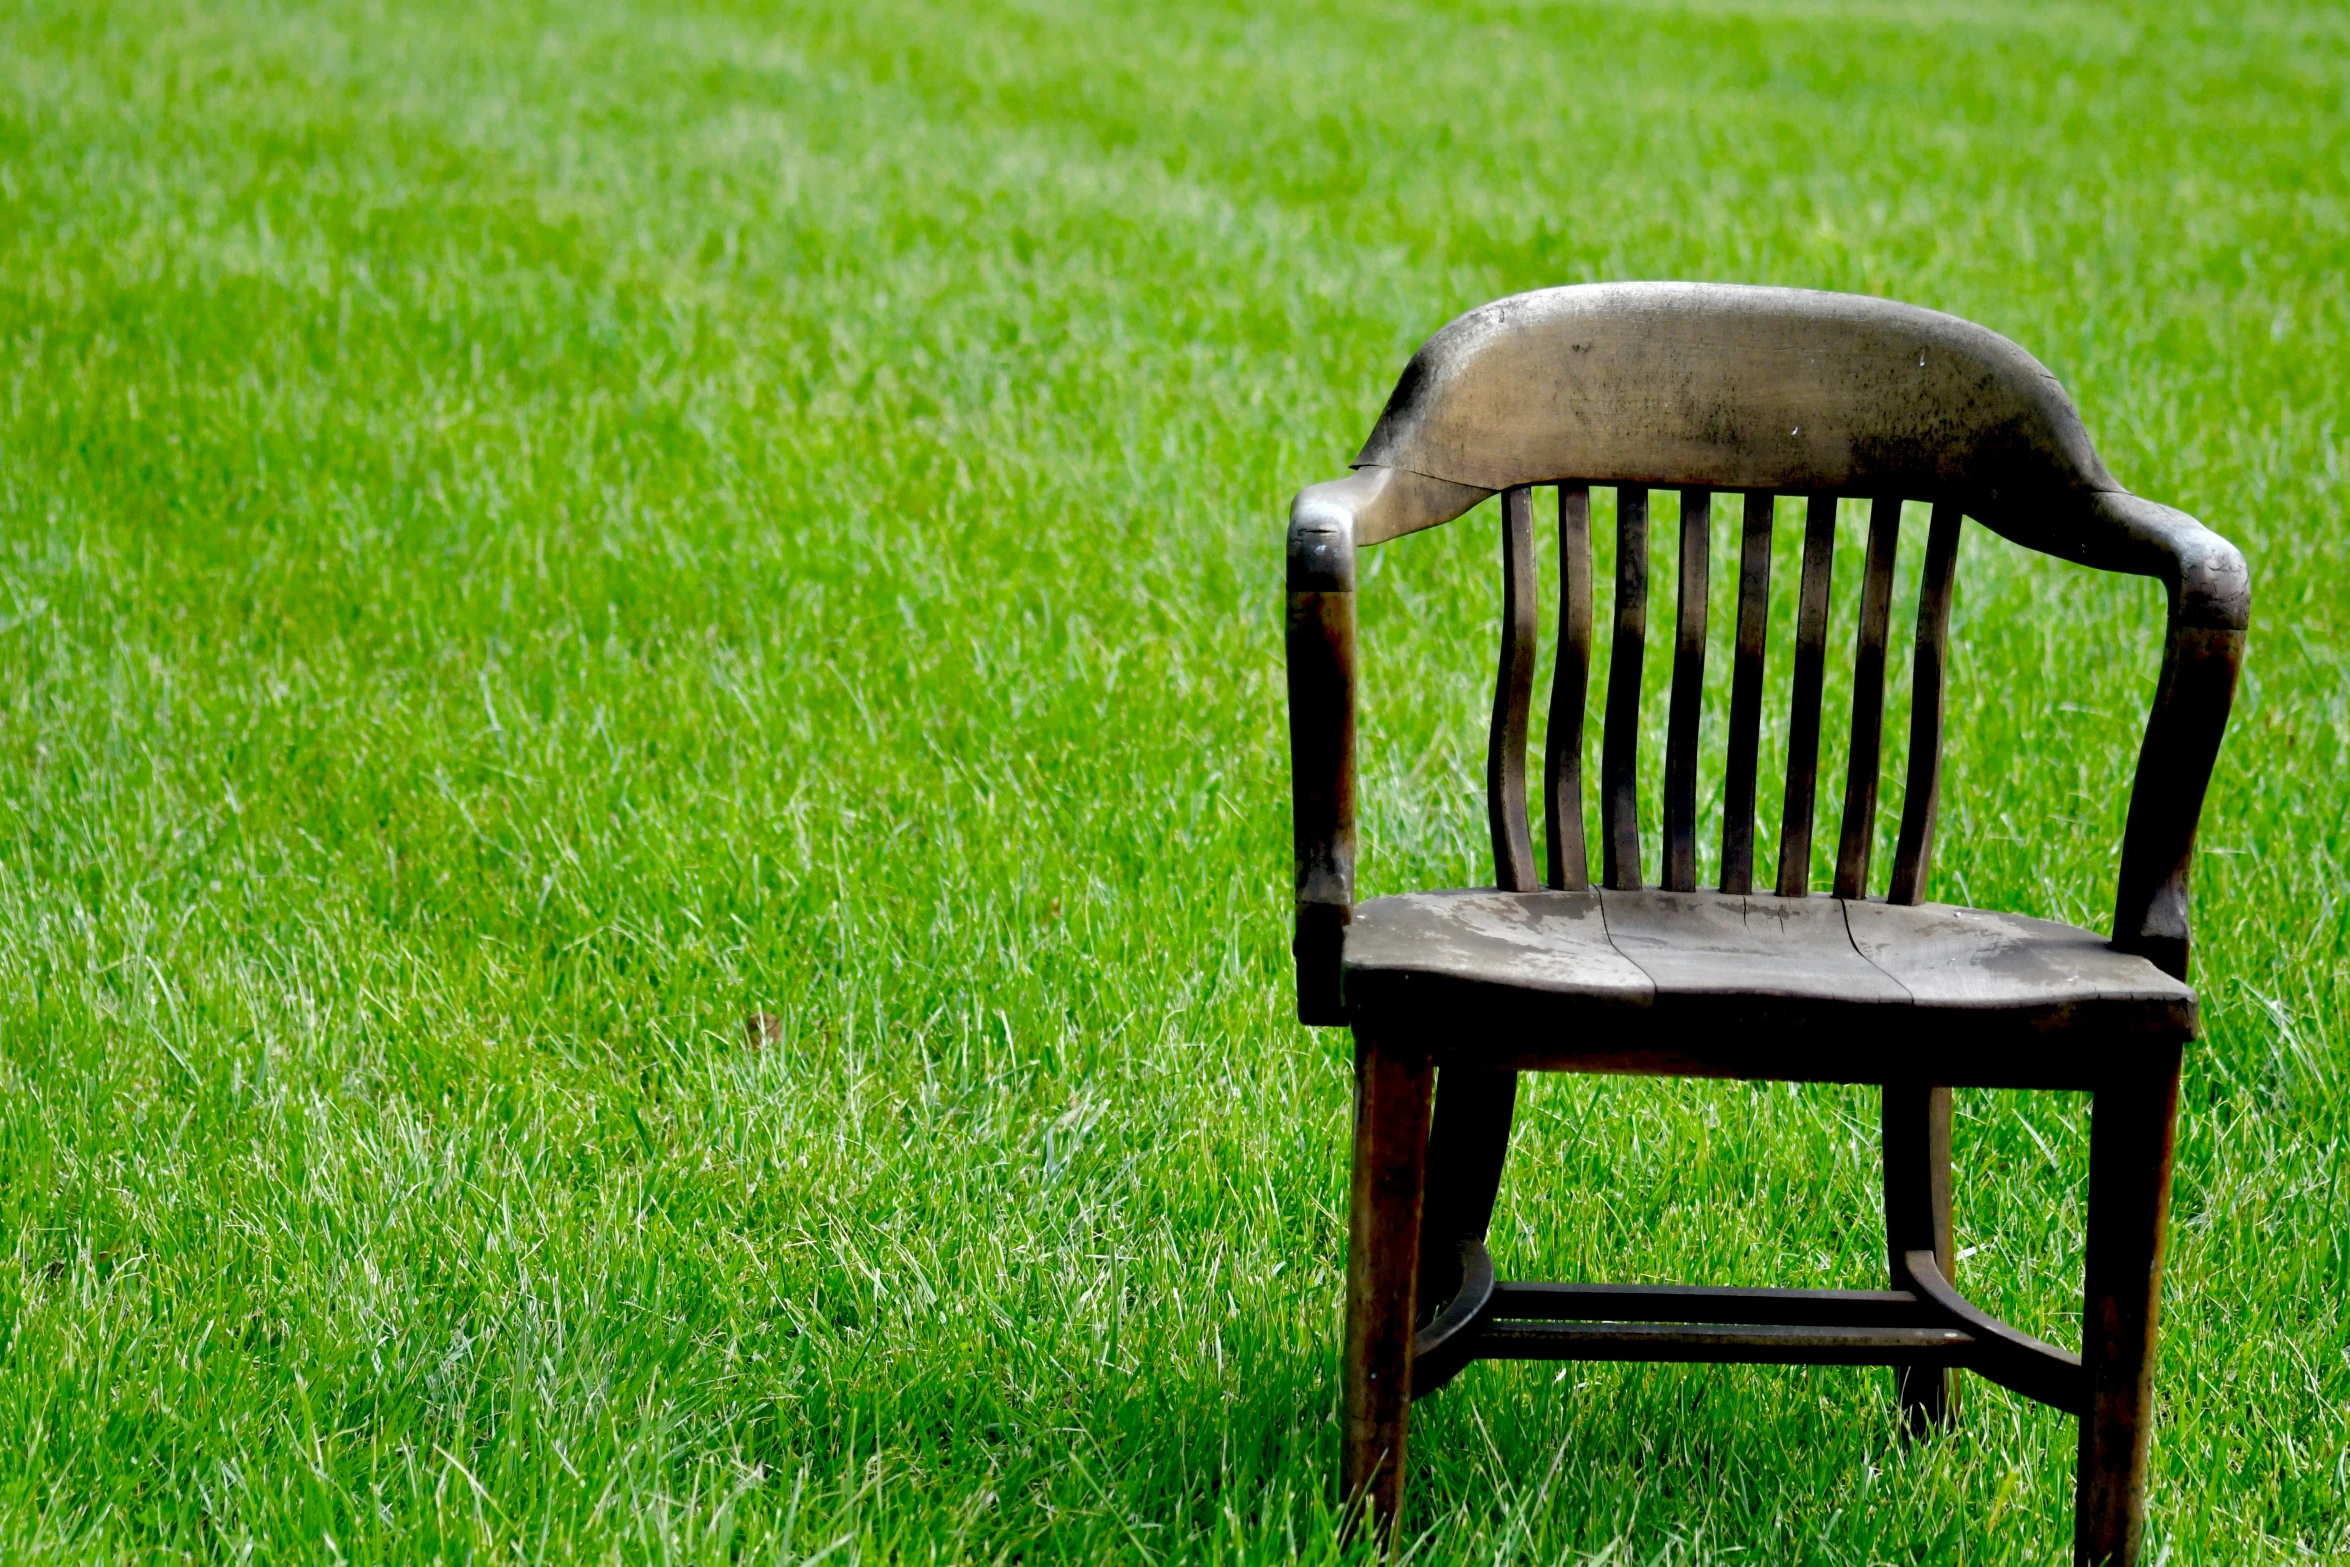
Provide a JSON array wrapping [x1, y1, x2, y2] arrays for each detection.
[[2074, 1050, 2183, 1567], [1884, 1082, 1957, 1434], [1343, 1030, 1433, 1544]]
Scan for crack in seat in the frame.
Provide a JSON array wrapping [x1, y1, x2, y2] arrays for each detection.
[[1342, 889, 2196, 1086]]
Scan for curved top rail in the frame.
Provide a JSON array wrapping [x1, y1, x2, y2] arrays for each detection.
[[1357, 282, 2111, 505], [1336, 282, 2247, 631]]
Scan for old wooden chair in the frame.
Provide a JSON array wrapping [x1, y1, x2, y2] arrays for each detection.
[[1284, 284, 2247, 1565]]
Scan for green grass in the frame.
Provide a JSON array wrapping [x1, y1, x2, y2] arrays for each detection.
[[1, 0, 2344, 1560]]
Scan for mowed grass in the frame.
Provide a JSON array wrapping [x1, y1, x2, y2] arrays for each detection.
[[1, 0, 2345, 1561]]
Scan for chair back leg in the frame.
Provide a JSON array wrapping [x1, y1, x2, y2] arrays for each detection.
[[1417, 1065, 1520, 1315], [1344, 1033, 1433, 1543], [1883, 1082, 1958, 1433], [2074, 1051, 2183, 1566]]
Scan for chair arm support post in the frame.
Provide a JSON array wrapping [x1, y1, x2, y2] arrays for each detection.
[[2113, 620, 2244, 981], [2090, 494, 2249, 982], [1287, 467, 1495, 1023], [1288, 481, 1362, 1025], [1978, 486, 2247, 980]]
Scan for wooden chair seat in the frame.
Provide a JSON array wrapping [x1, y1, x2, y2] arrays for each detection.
[[1342, 889, 2194, 1086]]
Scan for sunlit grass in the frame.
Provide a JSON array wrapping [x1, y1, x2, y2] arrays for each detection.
[[0, 0, 2343, 1561]]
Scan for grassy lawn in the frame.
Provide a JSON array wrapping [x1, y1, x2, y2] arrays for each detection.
[[2, 0, 2345, 1560]]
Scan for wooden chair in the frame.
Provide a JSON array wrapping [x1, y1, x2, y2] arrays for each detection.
[[1283, 284, 2248, 1565]]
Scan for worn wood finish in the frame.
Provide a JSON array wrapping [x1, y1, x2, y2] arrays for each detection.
[[1843, 900, 2197, 1019], [1602, 888, 1906, 1001], [1351, 285, 2123, 521], [1347, 283, 2246, 633], [1884, 1083, 1957, 1431], [1342, 888, 1654, 1011], [1291, 285, 2248, 1556], [1340, 889, 2196, 1088], [1603, 487, 1650, 890], [1315, 288, 2251, 654], [1836, 497, 1903, 898], [1777, 496, 1838, 897], [1340, 907, 2189, 1059], [1488, 486, 1539, 892], [1343, 1035, 1432, 1542], [1664, 489, 1712, 891], [1546, 485, 1595, 891], [1720, 491, 1775, 894], [1292, 462, 1490, 550], [1890, 503, 1962, 905], [2075, 1052, 2183, 1566]]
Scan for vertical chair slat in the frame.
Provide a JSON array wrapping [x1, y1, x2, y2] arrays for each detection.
[[1663, 489, 1712, 891], [1546, 485, 1594, 891], [1776, 495, 1838, 897], [1719, 492, 1774, 894], [1889, 504, 1963, 905], [1834, 497, 1903, 899], [1602, 486, 1649, 890], [1488, 485, 1539, 891]]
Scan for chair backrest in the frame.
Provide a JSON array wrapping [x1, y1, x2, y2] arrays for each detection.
[[1321, 284, 2234, 911]]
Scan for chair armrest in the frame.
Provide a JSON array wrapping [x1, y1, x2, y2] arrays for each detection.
[[2093, 493, 2250, 980]]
